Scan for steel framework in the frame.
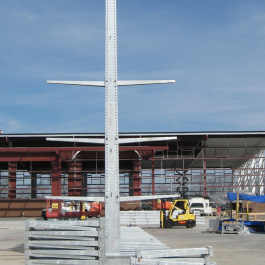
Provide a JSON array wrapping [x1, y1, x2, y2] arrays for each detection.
[[1, 133, 265, 202]]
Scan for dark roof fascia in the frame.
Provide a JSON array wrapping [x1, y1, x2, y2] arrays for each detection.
[[1, 131, 265, 138]]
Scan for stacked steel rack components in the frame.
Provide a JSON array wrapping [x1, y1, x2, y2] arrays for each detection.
[[25, 219, 105, 265], [222, 221, 244, 234], [131, 247, 217, 265]]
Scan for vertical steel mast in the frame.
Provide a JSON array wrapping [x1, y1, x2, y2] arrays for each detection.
[[47, 0, 175, 257], [104, 0, 120, 255]]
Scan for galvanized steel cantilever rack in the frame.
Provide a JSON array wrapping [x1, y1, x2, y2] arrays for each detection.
[[25, 218, 105, 265]]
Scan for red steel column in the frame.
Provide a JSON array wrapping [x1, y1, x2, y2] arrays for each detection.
[[68, 160, 82, 196], [68, 161, 74, 196], [74, 160, 82, 196], [133, 159, 141, 196], [51, 158, 61, 196], [8, 162, 16, 199]]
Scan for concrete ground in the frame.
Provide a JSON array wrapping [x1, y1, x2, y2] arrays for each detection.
[[0, 218, 25, 265], [142, 216, 265, 265], [0, 217, 264, 265]]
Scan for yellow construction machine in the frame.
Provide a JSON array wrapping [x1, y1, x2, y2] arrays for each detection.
[[160, 199, 196, 228]]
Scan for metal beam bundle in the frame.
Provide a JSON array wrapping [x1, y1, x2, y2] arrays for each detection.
[[25, 219, 105, 265], [131, 246, 216, 265], [120, 211, 160, 226]]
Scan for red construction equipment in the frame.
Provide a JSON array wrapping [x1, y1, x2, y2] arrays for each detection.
[[42, 199, 101, 220]]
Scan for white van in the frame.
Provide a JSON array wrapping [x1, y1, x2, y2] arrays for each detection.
[[189, 197, 212, 216]]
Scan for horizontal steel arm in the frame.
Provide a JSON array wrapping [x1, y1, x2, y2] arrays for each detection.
[[120, 194, 179, 202], [45, 194, 179, 203], [45, 196, 105, 202], [47, 80, 175, 87], [47, 81, 105, 87], [118, 80, 175, 86], [47, 137, 105, 144], [119, 136, 177, 144], [46, 136, 177, 144]]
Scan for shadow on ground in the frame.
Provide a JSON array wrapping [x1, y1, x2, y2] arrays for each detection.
[[8, 243, 24, 253]]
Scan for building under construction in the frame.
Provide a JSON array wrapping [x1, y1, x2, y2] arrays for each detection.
[[1, 131, 265, 216]]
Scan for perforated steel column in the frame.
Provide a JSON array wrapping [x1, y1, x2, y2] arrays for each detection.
[[105, 0, 120, 256]]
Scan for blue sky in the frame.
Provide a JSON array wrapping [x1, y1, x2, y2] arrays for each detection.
[[1, 0, 265, 133]]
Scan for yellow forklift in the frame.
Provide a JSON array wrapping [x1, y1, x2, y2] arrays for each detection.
[[160, 199, 196, 228]]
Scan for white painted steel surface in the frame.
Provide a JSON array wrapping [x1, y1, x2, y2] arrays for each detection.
[[45, 195, 105, 202], [47, 80, 175, 87], [119, 210, 205, 226], [137, 247, 213, 259], [221, 221, 244, 234], [25, 218, 216, 264], [119, 136, 177, 144], [131, 258, 217, 265], [120, 211, 160, 226], [47, 136, 177, 144], [194, 210, 206, 224], [133, 246, 216, 265], [25, 219, 105, 264], [47, 80, 105, 86], [45, 194, 179, 203], [196, 216, 206, 225], [104, 0, 121, 255]]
